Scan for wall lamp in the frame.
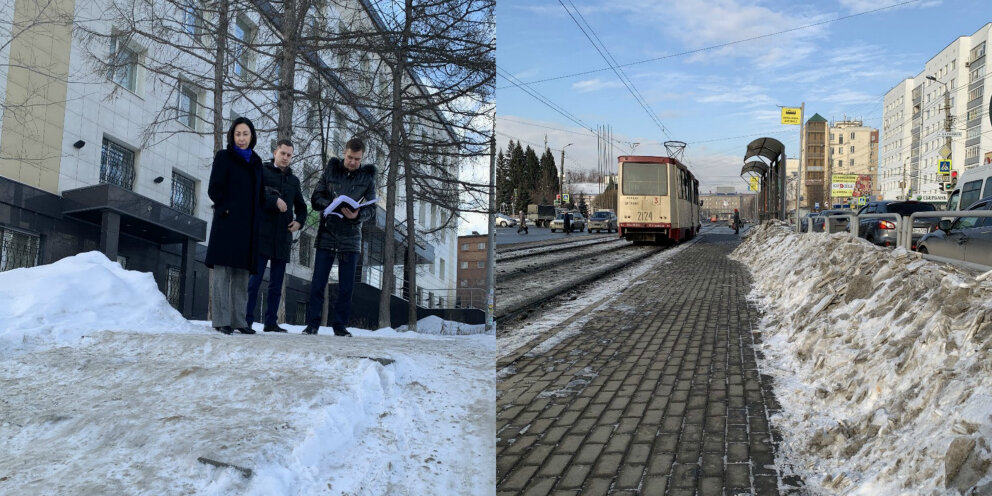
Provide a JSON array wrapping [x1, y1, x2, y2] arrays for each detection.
[[72, 140, 85, 149], [153, 176, 165, 184]]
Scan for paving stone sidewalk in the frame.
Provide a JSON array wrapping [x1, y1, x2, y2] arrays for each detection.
[[496, 232, 800, 495]]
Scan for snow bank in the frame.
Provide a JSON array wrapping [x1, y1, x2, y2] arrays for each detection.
[[0, 251, 199, 353], [732, 221, 992, 495]]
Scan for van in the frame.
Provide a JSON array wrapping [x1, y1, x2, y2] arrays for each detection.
[[947, 163, 992, 211]]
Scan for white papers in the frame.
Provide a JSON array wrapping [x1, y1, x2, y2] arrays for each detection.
[[322, 195, 377, 218]]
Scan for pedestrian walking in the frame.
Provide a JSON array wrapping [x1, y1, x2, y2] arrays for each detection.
[[245, 139, 307, 333], [733, 208, 741, 235], [563, 211, 572, 235], [302, 137, 377, 337], [516, 210, 528, 234], [205, 117, 264, 335]]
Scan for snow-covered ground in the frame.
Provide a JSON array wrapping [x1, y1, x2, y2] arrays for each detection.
[[0, 252, 495, 495], [732, 221, 992, 495]]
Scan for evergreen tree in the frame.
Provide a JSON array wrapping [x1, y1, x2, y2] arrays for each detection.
[[577, 193, 588, 217], [495, 145, 512, 213], [535, 148, 558, 204]]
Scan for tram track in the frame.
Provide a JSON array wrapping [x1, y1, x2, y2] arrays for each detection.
[[496, 237, 630, 283], [496, 233, 615, 260]]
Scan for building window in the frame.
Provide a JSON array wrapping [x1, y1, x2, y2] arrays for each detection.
[[298, 232, 313, 267], [850, 132, 855, 139], [850, 146, 855, 153], [182, 0, 201, 37], [0, 227, 40, 272], [294, 301, 308, 325], [476, 260, 484, 269], [100, 137, 136, 190], [477, 242, 484, 250], [233, 17, 255, 77], [461, 243, 468, 251], [849, 159, 854, 167], [109, 37, 139, 92], [171, 171, 197, 215], [460, 279, 467, 287], [839, 136, 843, 145], [166, 265, 182, 309], [178, 84, 198, 129], [439, 258, 445, 279], [460, 261, 468, 269]]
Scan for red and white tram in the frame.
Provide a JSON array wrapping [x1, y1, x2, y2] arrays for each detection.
[[617, 155, 701, 244]]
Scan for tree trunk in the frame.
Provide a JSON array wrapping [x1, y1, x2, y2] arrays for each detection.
[[377, 0, 413, 329], [276, 0, 298, 140], [207, 0, 230, 321], [405, 141, 418, 331]]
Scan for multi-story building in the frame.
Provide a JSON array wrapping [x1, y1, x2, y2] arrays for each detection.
[[0, 0, 473, 326], [827, 119, 879, 206], [881, 22, 992, 204], [700, 191, 757, 223], [456, 233, 488, 311], [802, 113, 829, 210]]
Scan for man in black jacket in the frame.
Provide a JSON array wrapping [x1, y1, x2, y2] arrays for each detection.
[[245, 139, 308, 333], [302, 137, 377, 336]]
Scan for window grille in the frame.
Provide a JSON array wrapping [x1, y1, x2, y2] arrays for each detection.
[[166, 265, 182, 309], [0, 227, 40, 272], [298, 232, 313, 267], [171, 171, 197, 215], [100, 138, 136, 190], [294, 301, 308, 325]]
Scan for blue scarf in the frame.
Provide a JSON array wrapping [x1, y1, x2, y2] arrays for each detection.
[[234, 146, 252, 163]]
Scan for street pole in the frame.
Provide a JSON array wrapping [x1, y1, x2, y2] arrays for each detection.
[[560, 142, 573, 206], [485, 125, 496, 332], [796, 102, 804, 231], [927, 75, 953, 191]]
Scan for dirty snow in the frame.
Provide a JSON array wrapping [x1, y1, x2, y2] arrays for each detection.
[[732, 221, 992, 495], [0, 251, 495, 495]]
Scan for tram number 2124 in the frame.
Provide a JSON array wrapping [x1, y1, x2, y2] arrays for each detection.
[[636, 211, 653, 221]]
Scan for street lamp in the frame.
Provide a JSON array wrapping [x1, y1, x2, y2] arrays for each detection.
[[560, 143, 573, 204], [926, 75, 952, 191]]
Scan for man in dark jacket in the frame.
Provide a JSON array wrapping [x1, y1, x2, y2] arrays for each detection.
[[302, 137, 377, 336], [245, 139, 308, 333]]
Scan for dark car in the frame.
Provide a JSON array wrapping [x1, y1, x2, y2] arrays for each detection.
[[856, 200, 938, 249], [810, 209, 853, 233], [800, 212, 818, 232], [917, 196, 992, 268]]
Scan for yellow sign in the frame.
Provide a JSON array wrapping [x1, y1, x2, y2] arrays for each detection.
[[749, 177, 759, 191], [781, 107, 801, 125], [830, 174, 858, 197]]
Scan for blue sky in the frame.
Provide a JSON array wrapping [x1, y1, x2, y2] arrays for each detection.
[[496, 0, 992, 192]]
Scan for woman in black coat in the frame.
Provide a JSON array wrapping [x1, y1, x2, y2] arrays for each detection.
[[204, 117, 264, 334]]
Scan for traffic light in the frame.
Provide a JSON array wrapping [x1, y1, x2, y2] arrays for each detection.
[[943, 181, 954, 192], [950, 170, 958, 186]]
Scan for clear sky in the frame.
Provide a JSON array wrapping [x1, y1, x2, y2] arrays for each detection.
[[496, 0, 992, 193]]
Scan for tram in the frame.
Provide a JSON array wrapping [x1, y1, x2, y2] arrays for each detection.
[[617, 155, 701, 244]]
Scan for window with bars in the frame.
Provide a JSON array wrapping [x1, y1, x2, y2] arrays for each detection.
[[294, 301, 308, 325], [166, 265, 182, 309], [109, 37, 139, 92], [178, 84, 198, 129], [298, 232, 313, 267], [100, 138, 136, 190], [0, 227, 40, 272], [171, 171, 197, 215]]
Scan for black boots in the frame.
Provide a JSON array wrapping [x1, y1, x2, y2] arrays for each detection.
[[263, 323, 288, 333], [302, 324, 319, 335], [236, 327, 256, 334], [333, 328, 352, 337], [214, 326, 233, 335], [302, 324, 351, 336]]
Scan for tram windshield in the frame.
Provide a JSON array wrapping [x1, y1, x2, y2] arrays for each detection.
[[622, 162, 669, 196]]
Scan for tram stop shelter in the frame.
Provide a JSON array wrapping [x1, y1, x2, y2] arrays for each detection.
[[741, 137, 787, 222]]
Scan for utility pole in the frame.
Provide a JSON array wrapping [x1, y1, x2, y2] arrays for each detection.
[[485, 125, 496, 332], [927, 75, 953, 192], [560, 142, 573, 206]]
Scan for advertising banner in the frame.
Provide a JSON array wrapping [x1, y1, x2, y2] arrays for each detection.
[[830, 174, 858, 197], [853, 174, 872, 198]]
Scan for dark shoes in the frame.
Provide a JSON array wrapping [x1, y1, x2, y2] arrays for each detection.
[[302, 324, 351, 336], [214, 326, 233, 335], [263, 323, 288, 333], [302, 324, 319, 335], [333, 328, 352, 337], [236, 327, 256, 334]]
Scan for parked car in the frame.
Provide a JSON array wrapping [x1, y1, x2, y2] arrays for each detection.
[[800, 212, 818, 232], [810, 209, 853, 233], [856, 200, 939, 249], [586, 210, 617, 233], [917, 196, 992, 267], [549, 212, 585, 233], [495, 213, 517, 228]]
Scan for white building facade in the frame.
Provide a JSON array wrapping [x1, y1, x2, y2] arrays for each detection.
[[0, 0, 470, 324], [880, 22, 991, 204]]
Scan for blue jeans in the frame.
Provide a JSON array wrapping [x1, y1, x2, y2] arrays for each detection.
[[246, 255, 287, 326], [307, 249, 359, 332]]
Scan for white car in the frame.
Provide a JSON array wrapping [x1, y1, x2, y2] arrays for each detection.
[[495, 213, 517, 227]]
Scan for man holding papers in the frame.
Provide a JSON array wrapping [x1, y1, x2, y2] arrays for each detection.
[[303, 137, 377, 337]]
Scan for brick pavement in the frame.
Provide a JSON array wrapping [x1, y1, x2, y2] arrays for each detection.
[[496, 232, 800, 495]]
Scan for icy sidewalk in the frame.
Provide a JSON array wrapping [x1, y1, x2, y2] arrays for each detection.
[[0, 252, 495, 495], [732, 221, 992, 495]]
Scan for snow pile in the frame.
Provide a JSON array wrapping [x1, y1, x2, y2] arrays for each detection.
[[732, 221, 992, 495], [0, 251, 199, 353], [0, 251, 495, 495], [396, 314, 491, 335]]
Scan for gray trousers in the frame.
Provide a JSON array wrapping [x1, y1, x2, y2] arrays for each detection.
[[211, 265, 250, 328]]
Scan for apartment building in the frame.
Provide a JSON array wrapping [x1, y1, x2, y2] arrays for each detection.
[[827, 119, 879, 206], [0, 0, 468, 326], [456, 234, 488, 311], [881, 22, 992, 204], [802, 113, 829, 210]]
